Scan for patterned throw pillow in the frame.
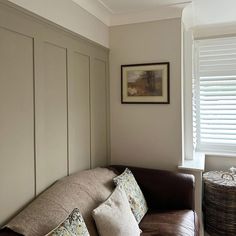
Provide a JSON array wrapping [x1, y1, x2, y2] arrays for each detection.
[[46, 208, 90, 236], [113, 168, 148, 223]]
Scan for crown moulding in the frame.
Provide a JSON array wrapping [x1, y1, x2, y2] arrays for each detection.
[[72, 0, 191, 26]]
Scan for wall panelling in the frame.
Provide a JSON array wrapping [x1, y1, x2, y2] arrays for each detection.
[[0, 1, 109, 226], [68, 52, 90, 174], [0, 27, 35, 224]]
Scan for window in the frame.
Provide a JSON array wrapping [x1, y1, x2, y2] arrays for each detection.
[[194, 36, 236, 154]]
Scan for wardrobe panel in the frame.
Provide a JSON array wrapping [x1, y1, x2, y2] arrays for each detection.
[[35, 42, 68, 194], [91, 59, 108, 168], [68, 52, 90, 174], [0, 27, 35, 225]]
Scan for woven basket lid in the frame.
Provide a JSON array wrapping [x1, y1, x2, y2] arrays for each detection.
[[203, 171, 236, 187]]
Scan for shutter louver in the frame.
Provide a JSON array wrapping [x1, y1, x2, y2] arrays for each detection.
[[194, 37, 236, 153]]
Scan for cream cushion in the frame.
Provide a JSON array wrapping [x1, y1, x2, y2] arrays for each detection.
[[92, 186, 141, 236]]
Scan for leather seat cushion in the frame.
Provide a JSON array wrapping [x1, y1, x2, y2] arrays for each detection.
[[140, 210, 198, 236]]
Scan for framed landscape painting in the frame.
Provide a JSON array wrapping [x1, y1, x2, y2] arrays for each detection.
[[121, 62, 170, 104]]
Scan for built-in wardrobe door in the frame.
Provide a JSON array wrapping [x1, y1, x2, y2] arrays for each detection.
[[35, 41, 68, 194], [91, 58, 108, 168], [0, 27, 35, 224]]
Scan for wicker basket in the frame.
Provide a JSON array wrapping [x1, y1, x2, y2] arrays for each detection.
[[203, 171, 236, 236]]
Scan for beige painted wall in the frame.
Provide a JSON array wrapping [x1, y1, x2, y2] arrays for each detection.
[[0, 3, 109, 226], [6, 0, 109, 48], [109, 18, 182, 170]]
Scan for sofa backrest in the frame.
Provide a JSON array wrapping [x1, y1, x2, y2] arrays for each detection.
[[6, 168, 117, 236], [110, 165, 195, 211]]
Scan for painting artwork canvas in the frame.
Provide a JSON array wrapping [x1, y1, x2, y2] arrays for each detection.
[[121, 62, 169, 104]]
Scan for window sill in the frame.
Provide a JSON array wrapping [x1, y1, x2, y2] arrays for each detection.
[[178, 152, 205, 172], [201, 151, 236, 158]]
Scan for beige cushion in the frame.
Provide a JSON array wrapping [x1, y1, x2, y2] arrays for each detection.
[[7, 168, 117, 236], [113, 168, 148, 223], [92, 186, 141, 236], [45, 208, 89, 236]]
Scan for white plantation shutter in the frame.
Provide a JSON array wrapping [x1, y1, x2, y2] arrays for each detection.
[[194, 37, 236, 153]]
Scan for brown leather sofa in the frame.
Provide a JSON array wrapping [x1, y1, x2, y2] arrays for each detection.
[[110, 166, 199, 236], [0, 165, 199, 236]]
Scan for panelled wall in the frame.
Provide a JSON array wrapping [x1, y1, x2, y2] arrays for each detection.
[[0, 3, 109, 226]]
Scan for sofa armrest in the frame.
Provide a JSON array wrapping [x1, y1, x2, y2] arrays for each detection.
[[109, 165, 195, 211]]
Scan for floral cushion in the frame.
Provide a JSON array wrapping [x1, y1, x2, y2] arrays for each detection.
[[113, 168, 148, 223], [46, 208, 90, 236]]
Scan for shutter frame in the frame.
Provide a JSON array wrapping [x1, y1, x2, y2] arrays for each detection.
[[194, 37, 236, 154]]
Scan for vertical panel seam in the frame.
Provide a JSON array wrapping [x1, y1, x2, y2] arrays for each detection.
[[32, 38, 37, 197], [89, 57, 92, 169], [66, 49, 70, 176]]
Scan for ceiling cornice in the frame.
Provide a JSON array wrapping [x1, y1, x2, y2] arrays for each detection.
[[111, 3, 187, 26], [72, 0, 191, 26], [96, 0, 114, 14], [72, 0, 111, 25]]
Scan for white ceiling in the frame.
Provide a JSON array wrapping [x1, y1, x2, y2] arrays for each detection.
[[194, 0, 236, 26], [72, 0, 236, 28]]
